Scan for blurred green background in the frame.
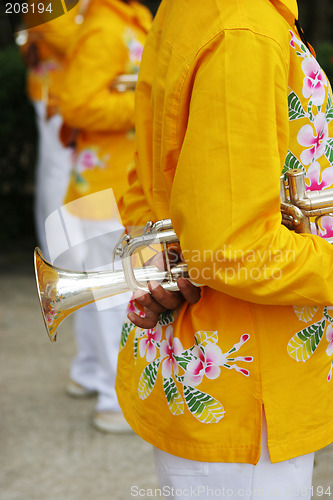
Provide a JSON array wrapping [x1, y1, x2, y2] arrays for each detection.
[[0, 0, 332, 248]]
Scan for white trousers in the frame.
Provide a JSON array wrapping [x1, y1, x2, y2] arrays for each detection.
[[33, 100, 72, 261], [52, 213, 131, 412], [70, 301, 129, 411], [153, 412, 314, 499]]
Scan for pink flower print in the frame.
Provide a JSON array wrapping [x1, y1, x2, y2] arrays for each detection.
[[127, 297, 145, 317], [34, 60, 58, 75], [139, 325, 162, 363], [134, 45, 143, 60], [128, 39, 143, 63], [289, 30, 297, 49], [318, 216, 333, 239], [44, 61, 58, 72], [160, 326, 184, 378], [127, 298, 137, 313], [184, 342, 224, 387], [74, 150, 98, 175], [297, 112, 328, 165], [326, 325, 333, 357], [80, 151, 97, 169], [326, 323, 333, 383], [301, 58, 327, 106], [223, 334, 253, 377], [306, 162, 333, 191], [46, 306, 57, 326]]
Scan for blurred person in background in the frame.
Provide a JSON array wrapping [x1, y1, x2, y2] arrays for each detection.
[[115, 0, 333, 497], [21, 2, 85, 261], [58, 0, 152, 433]]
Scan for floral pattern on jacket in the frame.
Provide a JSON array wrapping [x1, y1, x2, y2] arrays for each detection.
[[123, 28, 144, 74], [284, 30, 333, 191], [120, 299, 253, 423], [286, 31, 333, 379], [70, 147, 110, 194]]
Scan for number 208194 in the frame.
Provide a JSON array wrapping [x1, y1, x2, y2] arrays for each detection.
[[6, 3, 53, 14]]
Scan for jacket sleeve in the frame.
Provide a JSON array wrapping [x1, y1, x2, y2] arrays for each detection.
[[59, 25, 135, 132], [170, 29, 333, 307], [118, 152, 155, 229]]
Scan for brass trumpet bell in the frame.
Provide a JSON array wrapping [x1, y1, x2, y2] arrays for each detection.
[[34, 247, 133, 343]]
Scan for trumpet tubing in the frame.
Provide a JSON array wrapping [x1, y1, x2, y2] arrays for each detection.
[[280, 168, 333, 243], [110, 74, 138, 92]]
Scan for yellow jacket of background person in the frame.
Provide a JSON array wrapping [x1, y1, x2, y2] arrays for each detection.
[[116, 0, 333, 464], [59, 0, 152, 218], [23, 4, 82, 104]]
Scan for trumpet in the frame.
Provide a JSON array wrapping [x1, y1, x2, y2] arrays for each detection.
[[110, 74, 138, 92], [281, 168, 333, 243], [35, 219, 188, 343], [35, 169, 333, 343]]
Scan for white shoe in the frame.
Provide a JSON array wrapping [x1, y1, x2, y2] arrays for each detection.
[[66, 380, 97, 398], [93, 411, 134, 434]]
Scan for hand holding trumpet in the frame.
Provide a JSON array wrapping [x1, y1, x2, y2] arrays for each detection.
[[127, 244, 201, 329], [130, 278, 200, 329]]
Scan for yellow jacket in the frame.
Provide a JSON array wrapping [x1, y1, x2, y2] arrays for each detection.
[[116, 0, 333, 464], [59, 0, 151, 216], [23, 4, 82, 103]]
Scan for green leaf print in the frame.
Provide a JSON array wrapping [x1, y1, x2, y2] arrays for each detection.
[[133, 328, 146, 361], [326, 93, 333, 122], [120, 322, 133, 349], [158, 310, 174, 326], [174, 348, 196, 373], [323, 306, 333, 324], [163, 378, 184, 415], [183, 385, 225, 424], [138, 359, 161, 400], [74, 172, 87, 188], [324, 138, 333, 165], [288, 92, 306, 120], [282, 151, 306, 176], [287, 319, 326, 362]]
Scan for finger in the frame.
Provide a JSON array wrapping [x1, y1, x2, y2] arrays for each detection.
[[177, 277, 201, 304], [127, 309, 160, 329], [134, 288, 167, 314], [148, 281, 185, 310], [133, 289, 150, 308]]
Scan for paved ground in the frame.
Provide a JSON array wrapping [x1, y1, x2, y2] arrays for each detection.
[[0, 247, 332, 500]]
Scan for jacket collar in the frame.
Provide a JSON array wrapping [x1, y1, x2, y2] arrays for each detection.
[[270, 0, 298, 24], [99, 0, 150, 30]]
